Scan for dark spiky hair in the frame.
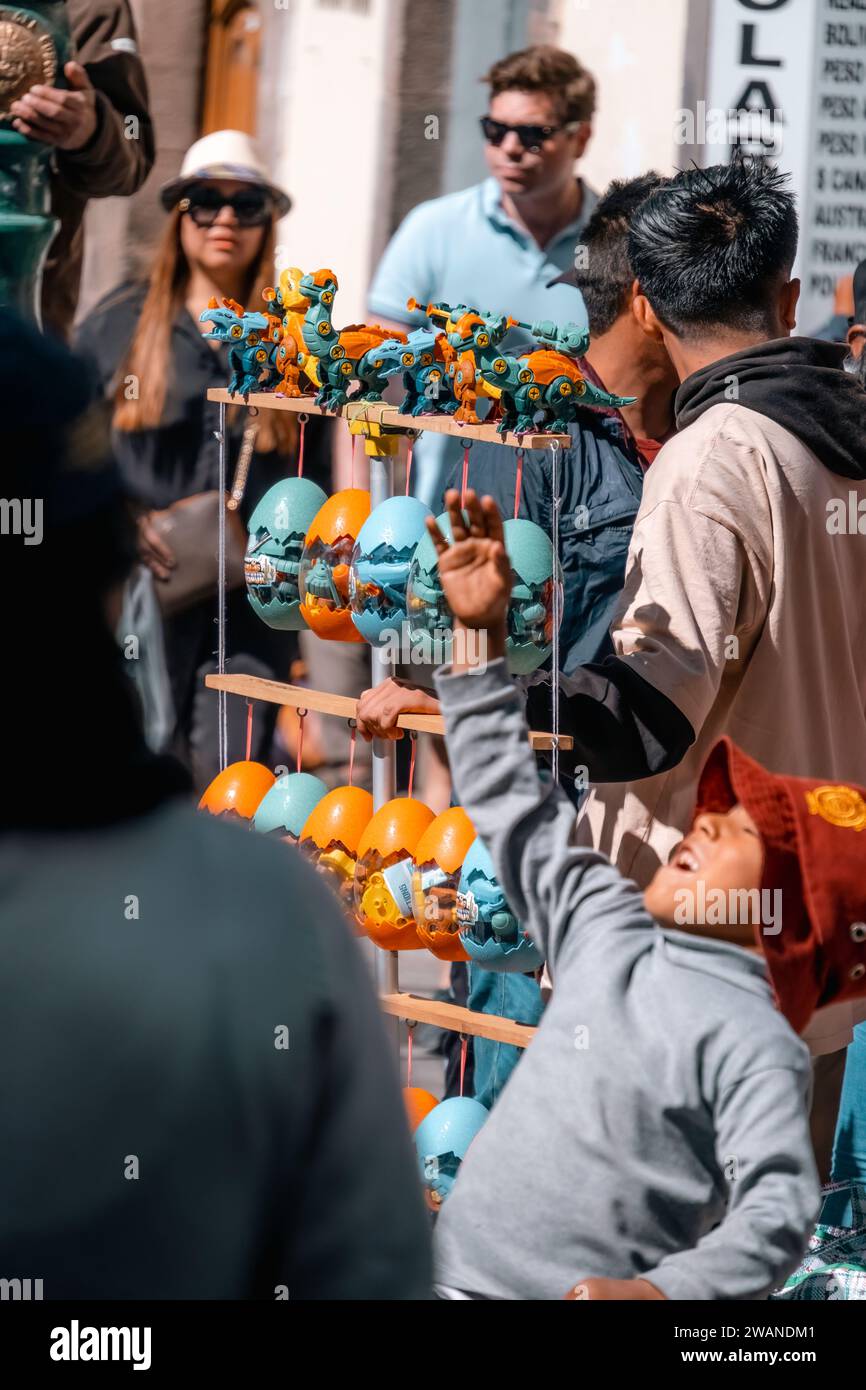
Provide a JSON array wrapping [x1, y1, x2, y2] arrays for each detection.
[[627, 158, 799, 339], [571, 172, 668, 335]]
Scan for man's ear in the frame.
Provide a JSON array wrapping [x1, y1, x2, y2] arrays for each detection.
[[846, 324, 866, 358], [631, 283, 665, 342], [569, 121, 592, 160], [780, 277, 800, 333]]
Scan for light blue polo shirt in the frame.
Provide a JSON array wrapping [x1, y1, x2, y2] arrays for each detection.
[[368, 176, 598, 508]]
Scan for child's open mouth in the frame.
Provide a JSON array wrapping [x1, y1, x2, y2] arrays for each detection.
[[671, 841, 701, 873]]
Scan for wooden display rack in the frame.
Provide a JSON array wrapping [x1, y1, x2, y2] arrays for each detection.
[[210, 387, 569, 1052]]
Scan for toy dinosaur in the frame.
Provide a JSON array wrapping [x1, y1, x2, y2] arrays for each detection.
[[298, 269, 406, 409], [199, 297, 280, 399], [262, 267, 317, 398], [374, 327, 458, 416]]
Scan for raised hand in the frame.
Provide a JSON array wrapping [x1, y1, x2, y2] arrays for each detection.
[[426, 489, 511, 633]]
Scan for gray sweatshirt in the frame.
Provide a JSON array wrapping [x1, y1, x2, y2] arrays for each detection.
[[433, 660, 819, 1301]]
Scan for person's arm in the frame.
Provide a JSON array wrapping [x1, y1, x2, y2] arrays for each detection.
[[528, 498, 755, 782], [642, 1065, 820, 1300], [430, 492, 650, 972], [367, 202, 440, 327], [36, 0, 154, 199]]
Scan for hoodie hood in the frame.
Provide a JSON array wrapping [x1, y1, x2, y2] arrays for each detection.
[[676, 337, 866, 481]]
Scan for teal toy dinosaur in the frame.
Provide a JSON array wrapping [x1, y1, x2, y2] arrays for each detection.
[[199, 297, 279, 399], [297, 269, 404, 409], [375, 328, 458, 416]]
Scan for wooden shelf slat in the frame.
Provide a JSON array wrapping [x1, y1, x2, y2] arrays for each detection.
[[207, 388, 569, 450], [204, 673, 572, 751], [380, 993, 537, 1048]]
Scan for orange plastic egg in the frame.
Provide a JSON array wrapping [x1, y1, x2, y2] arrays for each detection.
[[299, 785, 373, 920], [404, 1086, 440, 1131], [412, 807, 475, 961], [299, 489, 371, 642], [355, 797, 435, 950], [198, 761, 275, 821]]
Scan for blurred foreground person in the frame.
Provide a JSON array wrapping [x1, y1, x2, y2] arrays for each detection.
[[0, 313, 431, 1299]]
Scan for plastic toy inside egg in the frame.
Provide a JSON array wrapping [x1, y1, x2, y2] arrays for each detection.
[[299, 488, 370, 641], [253, 771, 328, 844], [412, 807, 475, 961], [354, 797, 435, 950], [198, 761, 276, 823], [457, 837, 544, 972], [349, 495, 432, 646], [245, 477, 328, 630], [502, 517, 560, 675], [415, 1096, 489, 1209], [299, 785, 373, 916], [405, 510, 455, 665]]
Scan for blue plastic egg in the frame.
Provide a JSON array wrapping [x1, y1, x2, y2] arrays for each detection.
[[502, 517, 558, 675], [405, 510, 455, 666], [349, 495, 432, 645], [253, 771, 328, 842], [245, 476, 327, 630], [415, 1096, 489, 1208], [458, 837, 544, 972]]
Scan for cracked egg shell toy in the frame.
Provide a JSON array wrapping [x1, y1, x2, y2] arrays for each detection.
[[411, 807, 475, 961], [349, 495, 433, 646], [502, 517, 559, 676], [354, 797, 435, 950], [299, 489, 371, 641], [415, 1097, 489, 1210], [198, 761, 276, 823], [253, 771, 328, 843], [404, 1086, 439, 1132], [405, 510, 456, 666], [458, 837, 544, 972], [299, 785, 374, 918], [245, 477, 328, 630]]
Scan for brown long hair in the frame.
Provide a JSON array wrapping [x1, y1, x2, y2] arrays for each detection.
[[113, 207, 296, 455]]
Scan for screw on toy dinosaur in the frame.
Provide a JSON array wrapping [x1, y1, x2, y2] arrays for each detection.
[[199, 297, 279, 399], [298, 269, 406, 410], [374, 327, 459, 417]]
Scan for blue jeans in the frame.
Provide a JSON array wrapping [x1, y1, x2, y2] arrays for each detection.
[[832, 1023, 866, 1183], [468, 966, 543, 1110]]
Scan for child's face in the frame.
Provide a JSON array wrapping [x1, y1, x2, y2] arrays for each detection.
[[644, 804, 764, 945]]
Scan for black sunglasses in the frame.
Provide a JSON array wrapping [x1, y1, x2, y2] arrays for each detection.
[[179, 185, 272, 228], [480, 115, 576, 153]]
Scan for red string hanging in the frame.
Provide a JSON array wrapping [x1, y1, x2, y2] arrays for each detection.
[[350, 432, 356, 489], [460, 443, 470, 507], [296, 709, 306, 774], [405, 438, 413, 496], [297, 413, 307, 478], [459, 1035, 469, 1097], [348, 720, 357, 786], [407, 1024, 414, 1087], [513, 447, 525, 519], [245, 700, 254, 761], [407, 731, 417, 798]]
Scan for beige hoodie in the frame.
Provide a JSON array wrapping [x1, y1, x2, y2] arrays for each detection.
[[578, 401, 866, 1052]]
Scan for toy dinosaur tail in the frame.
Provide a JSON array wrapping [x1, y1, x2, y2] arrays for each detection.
[[581, 381, 637, 410]]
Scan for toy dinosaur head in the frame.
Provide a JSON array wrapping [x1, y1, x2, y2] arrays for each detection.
[[299, 269, 339, 306], [199, 300, 269, 343], [277, 266, 312, 313]]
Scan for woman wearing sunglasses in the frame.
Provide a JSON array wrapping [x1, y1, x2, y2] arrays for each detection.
[[77, 130, 323, 789]]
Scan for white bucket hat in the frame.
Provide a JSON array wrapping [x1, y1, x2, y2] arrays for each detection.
[[160, 129, 291, 216]]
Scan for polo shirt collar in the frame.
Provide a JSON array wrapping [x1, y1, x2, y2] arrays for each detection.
[[481, 176, 597, 251]]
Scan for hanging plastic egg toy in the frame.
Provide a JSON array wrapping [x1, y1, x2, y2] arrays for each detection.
[[349, 495, 432, 646], [245, 477, 327, 630], [299, 489, 370, 641], [457, 837, 544, 972], [253, 771, 327, 843], [502, 517, 559, 675], [354, 797, 435, 950], [415, 1096, 489, 1210], [198, 761, 275, 823], [404, 1086, 439, 1132], [412, 807, 475, 961], [405, 510, 455, 666], [299, 785, 374, 915]]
